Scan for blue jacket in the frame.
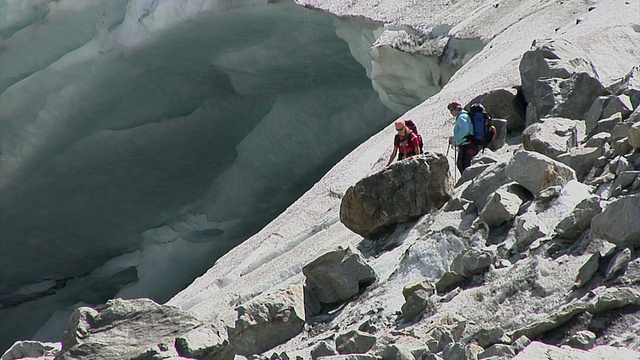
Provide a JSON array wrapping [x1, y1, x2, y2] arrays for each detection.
[[453, 110, 473, 146]]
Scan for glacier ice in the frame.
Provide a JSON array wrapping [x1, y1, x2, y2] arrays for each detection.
[[0, 0, 400, 349], [0, 0, 480, 350]]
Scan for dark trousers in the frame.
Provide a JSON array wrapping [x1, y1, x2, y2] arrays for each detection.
[[457, 143, 478, 173]]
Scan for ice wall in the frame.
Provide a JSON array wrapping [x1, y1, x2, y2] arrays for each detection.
[[0, 0, 481, 350], [0, 0, 400, 349]]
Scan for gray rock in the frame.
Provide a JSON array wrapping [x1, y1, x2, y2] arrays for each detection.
[[175, 322, 230, 360], [604, 248, 632, 281], [612, 137, 633, 156], [519, 38, 598, 104], [461, 162, 513, 210], [514, 213, 548, 250], [602, 94, 633, 120], [436, 272, 466, 294], [303, 245, 377, 304], [612, 171, 640, 191], [442, 343, 466, 360], [443, 197, 475, 212], [381, 344, 414, 360], [234, 285, 306, 356], [471, 327, 505, 348], [402, 278, 435, 300], [525, 72, 608, 126], [450, 248, 494, 277], [513, 341, 640, 359], [340, 153, 453, 239], [555, 195, 602, 239], [335, 330, 377, 355], [311, 341, 338, 360], [510, 335, 531, 353], [556, 146, 602, 179], [456, 162, 492, 187], [433, 329, 456, 354], [584, 132, 611, 148], [505, 150, 576, 196], [592, 194, 640, 247], [479, 344, 515, 359], [468, 87, 527, 132], [391, 337, 429, 360], [57, 298, 202, 360], [479, 188, 524, 228], [1, 341, 61, 360], [566, 330, 597, 350], [594, 112, 622, 135], [317, 355, 378, 360], [402, 289, 435, 322], [629, 121, 640, 148], [586, 96, 611, 134], [522, 117, 583, 160], [609, 65, 640, 104], [611, 121, 634, 142], [509, 287, 640, 342], [535, 185, 563, 202], [574, 253, 600, 288]]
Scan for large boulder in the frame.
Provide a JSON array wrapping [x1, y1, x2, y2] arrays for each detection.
[[525, 72, 608, 126], [505, 150, 576, 195], [612, 65, 640, 109], [555, 195, 602, 240], [592, 194, 640, 247], [1, 341, 61, 360], [335, 330, 377, 355], [57, 298, 209, 360], [519, 38, 598, 103], [467, 87, 527, 131], [522, 117, 584, 160], [461, 162, 517, 211], [340, 153, 453, 239], [449, 248, 494, 277], [303, 245, 377, 305], [233, 285, 306, 356], [557, 146, 602, 180], [629, 121, 640, 148], [479, 187, 524, 228]]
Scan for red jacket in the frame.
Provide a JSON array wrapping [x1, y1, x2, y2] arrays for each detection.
[[394, 132, 420, 159]]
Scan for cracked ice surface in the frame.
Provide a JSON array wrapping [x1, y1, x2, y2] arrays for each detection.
[[0, 0, 402, 348]]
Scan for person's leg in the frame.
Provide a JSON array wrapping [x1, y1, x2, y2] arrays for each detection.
[[456, 146, 464, 173], [459, 144, 476, 172]]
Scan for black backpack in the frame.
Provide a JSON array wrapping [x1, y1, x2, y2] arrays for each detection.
[[394, 119, 423, 153], [468, 103, 496, 148]]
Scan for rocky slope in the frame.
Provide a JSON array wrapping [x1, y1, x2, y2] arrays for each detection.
[[3, 0, 640, 359]]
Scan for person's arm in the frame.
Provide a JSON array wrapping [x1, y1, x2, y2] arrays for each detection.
[[387, 146, 398, 166], [411, 134, 422, 154]]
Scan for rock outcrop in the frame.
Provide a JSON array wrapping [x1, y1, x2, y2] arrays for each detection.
[[232, 285, 306, 356], [56, 298, 230, 360], [340, 153, 453, 238]]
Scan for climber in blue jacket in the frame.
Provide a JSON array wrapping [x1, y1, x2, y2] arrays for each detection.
[[447, 101, 478, 173]]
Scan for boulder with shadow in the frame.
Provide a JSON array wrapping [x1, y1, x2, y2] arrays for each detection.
[[340, 153, 453, 239]]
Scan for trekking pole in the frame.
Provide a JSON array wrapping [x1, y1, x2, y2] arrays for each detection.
[[446, 143, 450, 157]]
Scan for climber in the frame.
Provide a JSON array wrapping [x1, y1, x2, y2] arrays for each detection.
[[386, 119, 423, 166], [447, 101, 478, 173]]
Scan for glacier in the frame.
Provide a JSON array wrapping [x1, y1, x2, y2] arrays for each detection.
[[0, 0, 479, 350]]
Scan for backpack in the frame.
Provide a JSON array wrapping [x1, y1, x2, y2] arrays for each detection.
[[468, 103, 496, 148], [395, 119, 424, 153]]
